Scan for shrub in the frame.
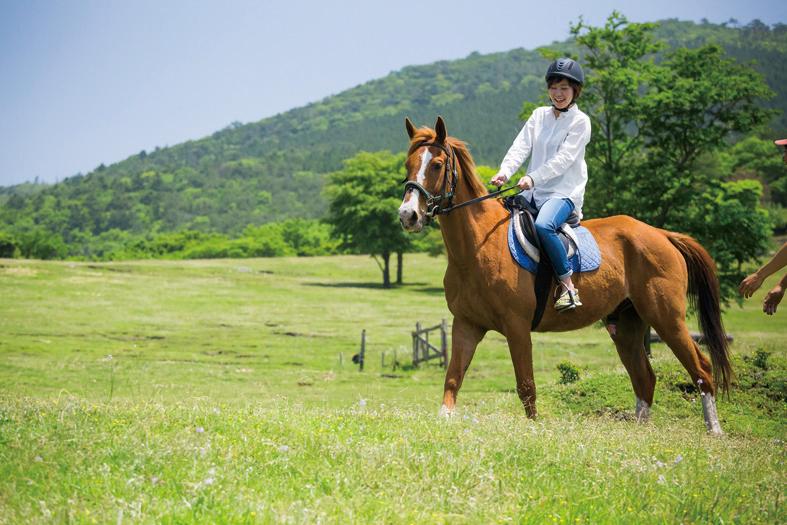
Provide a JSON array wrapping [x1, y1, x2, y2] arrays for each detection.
[[752, 349, 770, 370], [557, 361, 580, 384], [0, 231, 18, 258]]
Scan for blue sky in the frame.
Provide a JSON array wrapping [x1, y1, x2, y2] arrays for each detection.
[[1, 0, 785, 186]]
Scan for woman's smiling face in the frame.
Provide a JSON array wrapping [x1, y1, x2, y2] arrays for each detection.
[[548, 79, 574, 110]]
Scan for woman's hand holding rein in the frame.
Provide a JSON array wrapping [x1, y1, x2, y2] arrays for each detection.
[[517, 175, 534, 190], [490, 173, 534, 190]]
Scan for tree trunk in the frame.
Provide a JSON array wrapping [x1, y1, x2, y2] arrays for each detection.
[[396, 251, 403, 285], [382, 251, 391, 288]]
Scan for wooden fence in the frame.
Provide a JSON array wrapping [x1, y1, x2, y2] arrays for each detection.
[[412, 319, 448, 368]]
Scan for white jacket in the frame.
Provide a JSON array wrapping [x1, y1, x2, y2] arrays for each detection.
[[498, 104, 591, 217]]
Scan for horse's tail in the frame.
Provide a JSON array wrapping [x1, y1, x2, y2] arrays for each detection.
[[664, 232, 732, 394]]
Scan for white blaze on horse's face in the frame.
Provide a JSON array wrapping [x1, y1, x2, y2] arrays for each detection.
[[398, 148, 432, 232]]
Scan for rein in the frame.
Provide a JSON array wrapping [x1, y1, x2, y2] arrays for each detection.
[[439, 185, 521, 214], [402, 140, 520, 217]]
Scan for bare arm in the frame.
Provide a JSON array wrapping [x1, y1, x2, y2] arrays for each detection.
[[739, 243, 787, 298], [763, 273, 787, 315]]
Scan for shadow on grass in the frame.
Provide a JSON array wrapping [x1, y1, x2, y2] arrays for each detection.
[[305, 282, 444, 295], [306, 281, 389, 290]]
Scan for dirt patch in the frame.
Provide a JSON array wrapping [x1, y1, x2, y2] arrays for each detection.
[[203, 350, 237, 356], [2, 266, 37, 276], [274, 330, 303, 337], [106, 334, 166, 342], [594, 407, 636, 422], [86, 265, 133, 273]]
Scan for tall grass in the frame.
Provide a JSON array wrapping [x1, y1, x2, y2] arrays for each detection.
[[0, 255, 784, 523]]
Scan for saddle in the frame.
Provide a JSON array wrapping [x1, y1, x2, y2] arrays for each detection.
[[504, 194, 581, 262]]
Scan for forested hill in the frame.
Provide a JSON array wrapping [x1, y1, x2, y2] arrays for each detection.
[[2, 19, 785, 244]]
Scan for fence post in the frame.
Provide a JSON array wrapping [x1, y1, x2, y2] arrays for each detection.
[[441, 318, 448, 368], [359, 329, 366, 371], [413, 321, 421, 366]]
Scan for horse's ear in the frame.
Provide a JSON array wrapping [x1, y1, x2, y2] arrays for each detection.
[[435, 116, 447, 144], [405, 117, 416, 139]]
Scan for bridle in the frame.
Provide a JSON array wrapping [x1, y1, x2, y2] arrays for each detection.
[[402, 141, 459, 218], [402, 140, 520, 218]]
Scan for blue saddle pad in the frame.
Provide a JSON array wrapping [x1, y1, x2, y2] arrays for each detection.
[[507, 220, 601, 274]]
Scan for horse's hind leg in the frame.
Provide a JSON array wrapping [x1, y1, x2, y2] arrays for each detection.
[[609, 305, 655, 422], [631, 285, 721, 434]]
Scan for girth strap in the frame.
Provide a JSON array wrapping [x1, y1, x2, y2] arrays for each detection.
[[531, 252, 553, 331]]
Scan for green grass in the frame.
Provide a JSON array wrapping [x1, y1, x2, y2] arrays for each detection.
[[1, 255, 785, 524]]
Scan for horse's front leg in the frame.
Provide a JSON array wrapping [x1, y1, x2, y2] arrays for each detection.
[[505, 325, 537, 418], [440, 317, 486, 416]]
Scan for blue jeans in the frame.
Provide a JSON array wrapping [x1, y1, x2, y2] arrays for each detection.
[[534, 198, 575, 280]]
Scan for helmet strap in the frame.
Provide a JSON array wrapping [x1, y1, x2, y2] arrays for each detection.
[[552, 100, 575, 113]]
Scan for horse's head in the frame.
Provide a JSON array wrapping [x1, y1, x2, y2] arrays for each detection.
[[399, 116, 457, 233]]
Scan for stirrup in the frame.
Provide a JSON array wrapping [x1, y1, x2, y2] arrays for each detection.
[[555, 287, 582, 312]]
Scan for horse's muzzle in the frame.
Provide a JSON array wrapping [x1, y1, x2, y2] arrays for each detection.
[[399, 207, 424, 232]]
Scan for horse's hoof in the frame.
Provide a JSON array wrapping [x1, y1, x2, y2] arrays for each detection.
[[438, 405, 454, 418], [635, 397, 650, 423], [701, 392, 724, 435]]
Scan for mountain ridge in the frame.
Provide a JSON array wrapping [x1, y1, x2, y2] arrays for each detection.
[[1, 18, 784, 248]]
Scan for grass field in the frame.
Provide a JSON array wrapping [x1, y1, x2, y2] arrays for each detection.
[[1, 254, 785, 524]]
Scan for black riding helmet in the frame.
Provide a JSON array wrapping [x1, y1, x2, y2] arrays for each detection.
[[545, 57, 584, 85], [545, 58, 584, 112]]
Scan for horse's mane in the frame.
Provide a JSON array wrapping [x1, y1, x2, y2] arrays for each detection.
[[408, 128, 489, 198]]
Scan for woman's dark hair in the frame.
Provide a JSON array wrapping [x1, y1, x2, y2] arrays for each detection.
[[547, 76, 583, 100]]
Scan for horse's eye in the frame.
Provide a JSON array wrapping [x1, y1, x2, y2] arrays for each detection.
[[432, 162, 443, 170]]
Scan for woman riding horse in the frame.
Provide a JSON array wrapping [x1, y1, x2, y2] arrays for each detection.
[[398, 114, 732, 434], [491, 58, 589, 312]]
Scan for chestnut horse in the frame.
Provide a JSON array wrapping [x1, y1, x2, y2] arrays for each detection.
[[398, 117, 732, 434]]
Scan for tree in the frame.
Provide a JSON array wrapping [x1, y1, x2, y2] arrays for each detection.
[[0, 231, 17, 258], [568, 12, 776, 302], [325, 151, 412, 288], [635, 44, 775, 227], [683, 179, 772, 300], [568, 13, 664, 214], [722, 136, 787, 206]]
